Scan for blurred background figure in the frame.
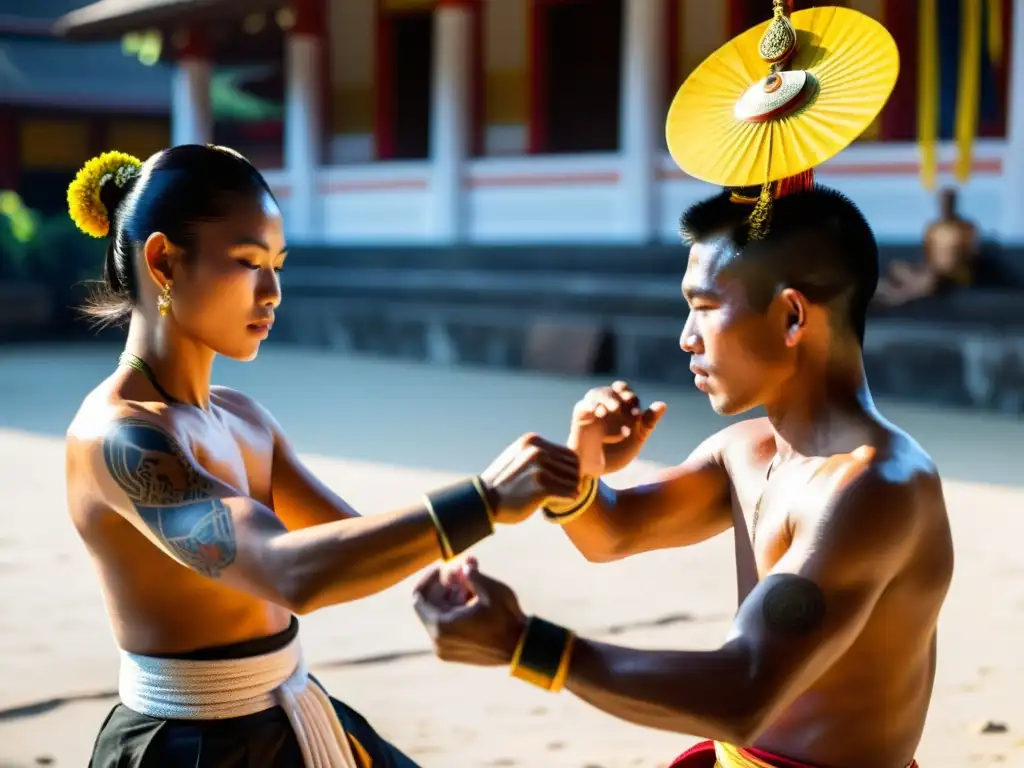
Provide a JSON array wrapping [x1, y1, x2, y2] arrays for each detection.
[[875, 187, 979, 307], [1, 1, 1024, 767]]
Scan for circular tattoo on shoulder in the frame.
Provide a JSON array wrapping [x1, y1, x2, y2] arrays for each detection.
[[760, 574, 826, 637]]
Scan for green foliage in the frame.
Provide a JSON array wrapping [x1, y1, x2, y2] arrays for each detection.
[[0, 191, 104, 286]]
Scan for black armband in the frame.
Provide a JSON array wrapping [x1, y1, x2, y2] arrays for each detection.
[[424, 476, 494, 561]]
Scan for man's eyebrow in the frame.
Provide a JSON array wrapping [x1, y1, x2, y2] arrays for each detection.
[[682, 285, 721, 302]]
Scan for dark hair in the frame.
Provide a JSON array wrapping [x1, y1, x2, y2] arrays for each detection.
[[82, 144, 275, 327], [678, 184, 878, 344]]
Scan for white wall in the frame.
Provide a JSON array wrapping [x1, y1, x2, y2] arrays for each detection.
[[265, 139, 1005, 245], [284, 0, 1009, 246]]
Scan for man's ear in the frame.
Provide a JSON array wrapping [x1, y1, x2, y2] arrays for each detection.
[[778, 287, 808, 347]]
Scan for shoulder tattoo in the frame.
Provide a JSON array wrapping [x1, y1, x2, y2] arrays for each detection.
[[103, 418, 237, 578], [759, 573, 826, 637]]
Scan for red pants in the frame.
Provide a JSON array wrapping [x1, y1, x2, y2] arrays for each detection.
[[669, 740, 920, 768]]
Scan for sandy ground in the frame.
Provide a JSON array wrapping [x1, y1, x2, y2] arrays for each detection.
[[0, 344, 1022, 767]]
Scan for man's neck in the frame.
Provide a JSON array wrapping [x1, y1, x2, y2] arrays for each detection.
[[765, 352, 878, 462], [123, 313, 215, 409]]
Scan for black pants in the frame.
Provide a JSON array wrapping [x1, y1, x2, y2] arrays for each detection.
[[89, 620, 420, 767]]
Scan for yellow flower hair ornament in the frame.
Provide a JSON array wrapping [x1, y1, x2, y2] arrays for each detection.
[[67, 151, 143, 238]]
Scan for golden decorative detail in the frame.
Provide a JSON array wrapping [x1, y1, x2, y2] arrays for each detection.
[[758, 0, 797, 65], [157, 282, 173, 317], [666, 6, 899, 189]]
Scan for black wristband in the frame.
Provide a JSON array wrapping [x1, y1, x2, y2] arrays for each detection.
[[510, 616, 575, 692], [424, 477, 494, 560]]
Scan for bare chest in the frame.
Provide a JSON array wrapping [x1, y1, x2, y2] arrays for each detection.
[[176, 405, 275, 508], [729, 459, 812, 602]]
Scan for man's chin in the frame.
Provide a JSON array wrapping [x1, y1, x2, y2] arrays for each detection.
[[708, 392, 755, 417]]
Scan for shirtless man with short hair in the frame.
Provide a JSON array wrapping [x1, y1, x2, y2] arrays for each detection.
[[414, 7, 953, 763], [413, 184, 954, 768]]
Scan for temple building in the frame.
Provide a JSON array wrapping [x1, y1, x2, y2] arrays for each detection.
[[45, 0, 1024, 244]]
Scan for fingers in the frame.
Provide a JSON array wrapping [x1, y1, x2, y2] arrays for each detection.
[[521, 432, 578, 464], [611, 381, 642, 416], [412, 583, 445, 631], [519, 435, 580, 496], [440, 561, 474, 603], [582, 383, 645, 440], [640, 401, 667, 431], [413, 565, 443, 597], [586, 386, 638, 420], [459, 561, 506, 607]]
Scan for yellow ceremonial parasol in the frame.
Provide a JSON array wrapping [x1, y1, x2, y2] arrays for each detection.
[[666, 2, 900, 190]]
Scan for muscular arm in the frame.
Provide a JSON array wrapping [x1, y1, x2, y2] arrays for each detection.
[[560, 470, 923, 744], [562, 426, 740, 562], [267, 414, 361, 529], [94, 412, 445, 614]]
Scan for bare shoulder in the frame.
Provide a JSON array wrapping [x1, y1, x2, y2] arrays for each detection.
[[833, 427, 940, 513], [709, 417, 775, 472], [65, 387, 193, 520], [210, 385, 283, 434], [803, 427, 949, 570]]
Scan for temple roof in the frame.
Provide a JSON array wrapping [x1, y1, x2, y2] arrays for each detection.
[[0, 0, 171, 110], [53, 0, 285, 40], [0, 36, 171, 110]]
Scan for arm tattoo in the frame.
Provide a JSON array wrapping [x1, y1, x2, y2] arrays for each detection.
[[103, 418, 237, 578], [759, 573, 826, 637]]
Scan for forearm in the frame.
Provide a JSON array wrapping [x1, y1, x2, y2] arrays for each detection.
[[558, 480, 629, 561], [271, 504, 445, 612], [563, 637, 763, 744]]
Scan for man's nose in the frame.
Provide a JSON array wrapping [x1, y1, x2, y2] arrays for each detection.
[[680, 315, 701, 353]]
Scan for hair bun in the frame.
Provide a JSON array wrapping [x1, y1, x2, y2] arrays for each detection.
[[67, 150, 143, 238]]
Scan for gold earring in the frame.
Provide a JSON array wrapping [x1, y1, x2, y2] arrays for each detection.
[[157, 282, 172, 317]]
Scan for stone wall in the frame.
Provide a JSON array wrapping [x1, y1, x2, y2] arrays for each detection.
[[277, 244, 1024, 415]]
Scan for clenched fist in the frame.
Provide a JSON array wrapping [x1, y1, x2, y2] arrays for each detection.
[[569, 381, 666, 476], [480, 433, 580, 525]]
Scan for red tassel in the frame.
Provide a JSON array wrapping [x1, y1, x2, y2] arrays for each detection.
[[776, 169, 815, 198]]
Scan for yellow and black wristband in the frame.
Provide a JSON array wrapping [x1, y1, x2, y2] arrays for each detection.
[[543, 475, 599, 525], [510, 616, 576, 693]]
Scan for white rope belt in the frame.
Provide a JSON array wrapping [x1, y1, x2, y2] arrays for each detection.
[[118, 634, 359, 768]]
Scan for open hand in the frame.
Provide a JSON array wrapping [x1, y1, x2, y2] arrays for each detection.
[[412, 557, 526, 667], [570, 381, 666, 476], [480, 433, 580, 525]]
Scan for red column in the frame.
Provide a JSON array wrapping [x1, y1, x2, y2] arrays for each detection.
[[373, 0, 396, 160], [880, 0, 918, 140], [175, 24, 210, 60], [666, 0, 680, 110], [727, 0, 750, 36], [526, 0, 548, 154], [0, 109, 19, 191]]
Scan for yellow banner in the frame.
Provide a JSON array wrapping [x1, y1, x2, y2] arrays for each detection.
[[955, 0, 982, 182], [917, 0, 939, 189], [987, 0, 1003, 66]]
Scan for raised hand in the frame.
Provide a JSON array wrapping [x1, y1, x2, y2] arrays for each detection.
[[480, 433, 580, 525], [569, 381, 666, 476]]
